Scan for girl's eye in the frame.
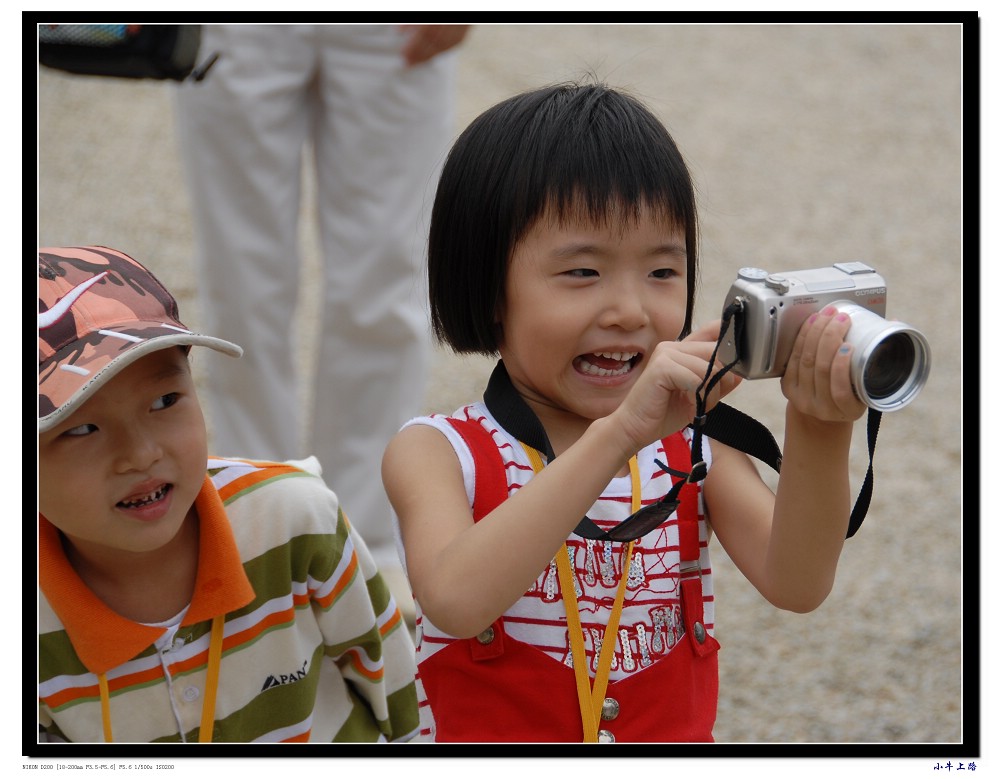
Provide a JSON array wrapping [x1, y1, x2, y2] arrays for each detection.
[[566, 268, 599, 278], [151, 392, 180, 411], [63, 423, 98, 437], [651, 268, 678, 280]]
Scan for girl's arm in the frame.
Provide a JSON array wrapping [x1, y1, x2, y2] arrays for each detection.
[[705, 306, 866, 612], [383, 413, 636, 637], [383, 325, 738, 638]]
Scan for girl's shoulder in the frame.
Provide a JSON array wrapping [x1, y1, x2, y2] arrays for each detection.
[[402, 402, 521, 457], [402, 401, 486, 435], [399, 403, 533, 505]]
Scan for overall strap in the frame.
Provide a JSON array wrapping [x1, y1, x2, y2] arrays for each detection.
[[442, 418, 511, 660], [661, 433, 702, 565], [446, 418, 509, 522], [661, 433, 716, 657]]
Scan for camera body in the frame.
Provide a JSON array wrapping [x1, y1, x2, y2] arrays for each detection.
[[718, 262, 930, 411]]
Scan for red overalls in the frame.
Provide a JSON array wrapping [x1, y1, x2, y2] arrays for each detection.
[[417, 421, 720, 742]]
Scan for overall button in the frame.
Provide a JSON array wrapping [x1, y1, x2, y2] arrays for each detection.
[[601, 697, 620, 721], [693, 622, 706, 644], [476, 627, 495, 645], [597, 729, 616, 743], [182, 686, 200, 702]]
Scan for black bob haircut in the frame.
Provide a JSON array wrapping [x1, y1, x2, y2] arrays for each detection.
[[428, 81, 699, 356]]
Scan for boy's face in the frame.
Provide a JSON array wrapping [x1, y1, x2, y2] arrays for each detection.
[[498, 203, 689, 428], [38, 348, 207, 566]]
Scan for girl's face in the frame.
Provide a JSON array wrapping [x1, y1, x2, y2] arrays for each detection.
[[498, 203, 689, 434]]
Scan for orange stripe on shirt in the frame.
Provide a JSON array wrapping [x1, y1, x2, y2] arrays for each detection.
[[339, 648, 384, 682], [222, 608, 298, 654], [216, 465, 303, 504], [314, 553, 358, 611], [380, 608, 402, 637], [43, 659, 175, 711], [44, 606, 302, 711]]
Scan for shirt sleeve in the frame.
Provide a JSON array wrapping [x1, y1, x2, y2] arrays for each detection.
[[303, 474, 420, 742]]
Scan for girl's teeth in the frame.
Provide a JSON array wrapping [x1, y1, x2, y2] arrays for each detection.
[[578, 355, 637, 377]]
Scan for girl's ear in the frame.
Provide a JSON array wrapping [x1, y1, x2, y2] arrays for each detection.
[[492, 287, 508, 351]]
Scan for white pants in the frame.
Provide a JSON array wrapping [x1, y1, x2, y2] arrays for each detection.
[[175, 25, 456, 566]]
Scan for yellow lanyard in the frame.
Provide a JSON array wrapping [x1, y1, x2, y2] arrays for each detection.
[[522, 444, 640, 743], [98, 614, 224, 743]]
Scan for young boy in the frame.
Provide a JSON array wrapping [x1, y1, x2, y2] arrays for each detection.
[[37, 246, 419, 743]]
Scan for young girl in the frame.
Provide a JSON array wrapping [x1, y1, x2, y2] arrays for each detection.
[[382, 82, 865, 743]]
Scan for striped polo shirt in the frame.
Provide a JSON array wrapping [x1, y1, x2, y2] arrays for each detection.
[[38, 456, 419, 743]]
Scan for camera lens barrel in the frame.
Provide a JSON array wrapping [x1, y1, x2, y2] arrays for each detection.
[[831, 301, 931, 411]]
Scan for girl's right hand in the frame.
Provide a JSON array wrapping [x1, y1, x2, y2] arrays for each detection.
[[610, 321, 741, 457]]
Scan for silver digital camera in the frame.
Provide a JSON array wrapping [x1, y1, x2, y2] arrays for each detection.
[[717, 262, 930, 411]]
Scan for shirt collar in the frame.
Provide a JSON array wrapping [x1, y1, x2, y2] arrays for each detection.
[[39, 474, 255, 675]]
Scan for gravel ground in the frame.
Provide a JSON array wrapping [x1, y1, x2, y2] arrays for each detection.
[[37, 22, 968, 751]]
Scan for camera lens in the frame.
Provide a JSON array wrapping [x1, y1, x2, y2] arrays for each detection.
[[832, 301, 931, 411], [863, 333, 916, 400]]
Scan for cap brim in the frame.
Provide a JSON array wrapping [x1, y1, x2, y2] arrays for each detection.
[[38, 330, 242, 433]]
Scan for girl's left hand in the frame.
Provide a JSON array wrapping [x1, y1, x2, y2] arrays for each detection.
[[781, 306, 867, 423]]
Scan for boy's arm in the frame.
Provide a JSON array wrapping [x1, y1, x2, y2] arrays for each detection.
[[321, 511, 420, 742]]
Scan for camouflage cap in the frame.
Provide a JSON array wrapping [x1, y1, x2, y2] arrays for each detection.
[[38, 246, 242, 432]]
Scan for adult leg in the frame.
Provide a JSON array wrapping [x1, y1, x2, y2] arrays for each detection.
[[308, 25, 457, 567], [175, 25, 315, 461]]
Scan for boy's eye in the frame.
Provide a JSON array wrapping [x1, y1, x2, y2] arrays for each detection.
[[63, 423, 98, 437], [651, 268, 678, 280], [151, 392, 180, 411], [566, 268, 599, 278]]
